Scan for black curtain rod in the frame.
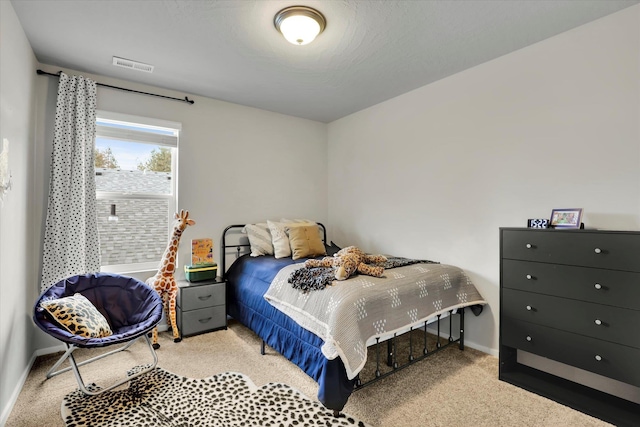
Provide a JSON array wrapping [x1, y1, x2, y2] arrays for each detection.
[[36, 69, 194, 105]]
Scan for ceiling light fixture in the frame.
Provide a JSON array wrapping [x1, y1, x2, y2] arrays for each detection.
[[274, 6, 326, 45]]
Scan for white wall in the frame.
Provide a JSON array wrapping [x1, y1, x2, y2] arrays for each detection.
[[34, 69, 328, 256], [3, 2, 639, 421], [31, 67, 328, 351], [2, 0, 329, 417], [327, 5, 640, 355], [0, 1, 39, 424]]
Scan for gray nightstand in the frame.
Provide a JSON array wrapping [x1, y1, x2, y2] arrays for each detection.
[[176, 277, 226, 337]]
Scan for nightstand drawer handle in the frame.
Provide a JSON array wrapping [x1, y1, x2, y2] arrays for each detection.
[[526, 336, 532, 342], [198, 295, 212, 300], [594, 283, 602, 290], [526, 243, 532, 249], [595, 319, 602, 325], [594, 248, 602, 254], [526, 274, 532, 280], [526, 305, 532, 311], [198, 317, 213, 323], [595, 355, 602, 361]]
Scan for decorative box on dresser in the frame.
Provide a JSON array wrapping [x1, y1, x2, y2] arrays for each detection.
[[176, 277, 227, 337], [499, 228, 640, 426]]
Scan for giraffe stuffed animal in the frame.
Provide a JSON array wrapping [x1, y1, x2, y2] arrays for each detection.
[[146, 210, 195, 349]]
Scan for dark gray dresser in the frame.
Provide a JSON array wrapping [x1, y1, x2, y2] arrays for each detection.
[[499, 228, 640, 426], [176, 277, 227, 337]]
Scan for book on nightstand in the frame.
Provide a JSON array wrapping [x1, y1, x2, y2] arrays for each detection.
[[191, 238, 214, 267]]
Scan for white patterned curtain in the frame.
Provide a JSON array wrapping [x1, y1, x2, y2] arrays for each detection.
[[40, 72, 101, 292]]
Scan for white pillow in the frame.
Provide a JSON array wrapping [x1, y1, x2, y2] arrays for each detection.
[[267, 220, 292, 259], [242, 223, 273, 256], [281, 218, 314, 223]]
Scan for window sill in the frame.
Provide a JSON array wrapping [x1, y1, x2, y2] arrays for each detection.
[[100, 266, 158, 282]]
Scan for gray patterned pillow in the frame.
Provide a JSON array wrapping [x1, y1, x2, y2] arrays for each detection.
[[243, 223, 274, 256]]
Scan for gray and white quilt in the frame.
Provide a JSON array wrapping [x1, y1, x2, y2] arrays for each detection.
[[264, 262, 486, 380]]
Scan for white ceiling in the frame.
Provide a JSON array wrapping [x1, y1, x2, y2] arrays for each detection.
[[11, 0, 639, 123]]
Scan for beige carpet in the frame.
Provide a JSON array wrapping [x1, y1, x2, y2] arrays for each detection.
[[7, 320, 612, 427]]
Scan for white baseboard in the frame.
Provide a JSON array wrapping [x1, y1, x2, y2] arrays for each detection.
[[0, 351, 38, 427], [0, 324, 170, 427], [426, 325, 498, 357], [35, 343, 66, 356], [463, 339, 498, 357], [0, 343, 69, 427]]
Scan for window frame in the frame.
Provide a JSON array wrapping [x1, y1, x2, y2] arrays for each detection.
[[95, 111, 181, 274]]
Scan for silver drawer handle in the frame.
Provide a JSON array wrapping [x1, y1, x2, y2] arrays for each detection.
[[526, 336, 532, 342], [526, 243, 532, 249], [198, 317, 213, 323], [198, 295, 212, 300], [595, 319, 602, 325], [526, 305, 532, 311], [526, 274, 532, 280], [594, 248, 602, 254], [594, 283, 602, 290], [595, 355, 602, 361]]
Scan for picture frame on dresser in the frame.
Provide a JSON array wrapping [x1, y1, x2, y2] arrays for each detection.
[[549, 208, 582, 228]]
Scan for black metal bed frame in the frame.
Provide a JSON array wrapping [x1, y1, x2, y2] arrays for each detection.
[[220, 224, 466, 402], [352, 309, 464, 391], [220, 223, 327, 276]]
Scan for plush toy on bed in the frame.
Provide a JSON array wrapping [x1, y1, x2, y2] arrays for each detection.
[[304, 246, 387, 281]]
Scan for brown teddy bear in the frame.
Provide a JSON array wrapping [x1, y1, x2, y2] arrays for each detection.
[[304, 246, 387, 280]]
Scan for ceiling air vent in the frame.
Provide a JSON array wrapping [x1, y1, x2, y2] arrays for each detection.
[[112, 56, 154, 73]]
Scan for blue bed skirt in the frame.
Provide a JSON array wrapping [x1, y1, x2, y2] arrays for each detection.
[[225, 254, 355, 412]]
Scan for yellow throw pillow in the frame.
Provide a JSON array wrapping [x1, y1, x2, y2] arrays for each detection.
[[287, 224, 327, 260], [40, 293, 113, 338], [281, 218, 324, 242]]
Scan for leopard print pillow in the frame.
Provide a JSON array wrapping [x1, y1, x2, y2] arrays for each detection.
[[40, 293, 112, 338]]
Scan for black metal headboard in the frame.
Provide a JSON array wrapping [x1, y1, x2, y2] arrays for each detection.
[[220, 222, 326, 279]]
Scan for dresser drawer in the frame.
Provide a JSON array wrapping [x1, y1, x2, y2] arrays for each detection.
[[177, 305, 226, 337], [501, 230, 640, 272], [502, 288, 640, 348], [502, 318, 640, 387], [177, 282, 225, 311], [502, 259, 640, 310]]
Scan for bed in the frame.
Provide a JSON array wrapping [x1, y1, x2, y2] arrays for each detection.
[[222, 222, 486, 414]]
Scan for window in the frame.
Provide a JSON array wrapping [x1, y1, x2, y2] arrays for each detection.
[[94, 111, 181, 273]]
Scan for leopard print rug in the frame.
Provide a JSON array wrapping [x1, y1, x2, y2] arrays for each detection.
[[61, 365, 369, 426]]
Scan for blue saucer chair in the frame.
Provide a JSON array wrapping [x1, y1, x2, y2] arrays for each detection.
[[33, 273, 163, 395]]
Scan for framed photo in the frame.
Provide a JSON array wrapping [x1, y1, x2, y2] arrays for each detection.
[[550, 208, 583, 229]]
